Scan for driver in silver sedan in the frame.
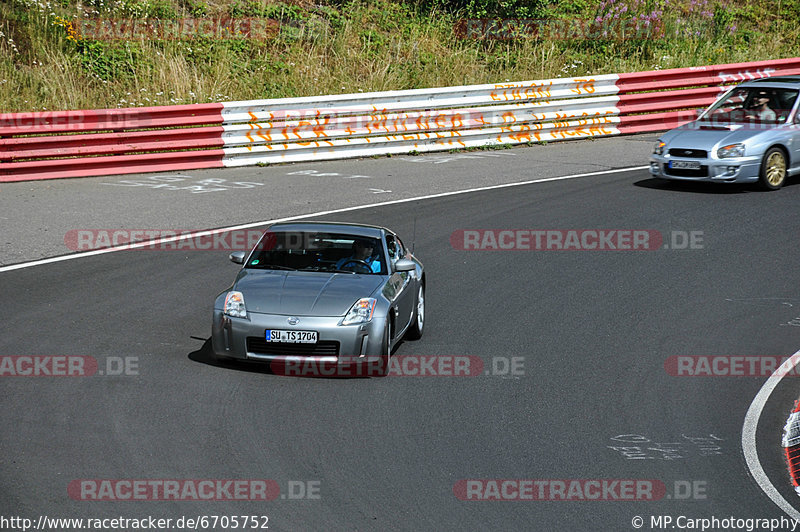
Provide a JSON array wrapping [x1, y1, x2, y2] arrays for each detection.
[[335, 238, 382, 273], [746, 90, 776, 122]]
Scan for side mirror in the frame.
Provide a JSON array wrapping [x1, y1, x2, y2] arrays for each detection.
[[394, 258, 416, 272], [229, 251, 246, 264]]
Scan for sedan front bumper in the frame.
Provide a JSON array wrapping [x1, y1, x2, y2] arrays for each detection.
[[649, 154, 761, 183], [211, 310, 387, 363]]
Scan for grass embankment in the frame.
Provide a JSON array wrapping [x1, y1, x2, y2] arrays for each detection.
[[0, 0, 798, 112]]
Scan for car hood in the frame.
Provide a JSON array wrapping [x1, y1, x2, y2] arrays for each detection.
[[663, 122, 777, 150], [233, 270, 384, 316]]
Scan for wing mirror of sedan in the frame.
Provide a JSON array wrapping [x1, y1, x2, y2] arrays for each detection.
[[229, 251, 246, 264], [394, 258, 416, 272]]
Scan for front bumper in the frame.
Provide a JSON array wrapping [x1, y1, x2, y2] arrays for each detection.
[[649, 154, 761, 183], [211, 310, 387, 363]]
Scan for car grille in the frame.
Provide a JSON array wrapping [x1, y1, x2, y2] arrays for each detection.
[[669, 148, 707, 158], [246, 337, 340, 357], [664, 165, 709, 178]]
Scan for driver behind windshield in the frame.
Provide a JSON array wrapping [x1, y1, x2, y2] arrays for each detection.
[[336, 238, 382, 273], [746, 90, 776, 122]]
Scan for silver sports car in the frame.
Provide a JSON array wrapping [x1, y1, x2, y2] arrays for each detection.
[[649, 76, 800, 189], [211, 222, 425, 376]]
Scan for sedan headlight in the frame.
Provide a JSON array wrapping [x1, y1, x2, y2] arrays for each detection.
[[653, 141, 666, 155], [342, 298, 377, 325], [717, 143, 745, 158], [224, 291, 247, 318]]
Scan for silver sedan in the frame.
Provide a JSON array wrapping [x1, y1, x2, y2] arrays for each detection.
[[211, 222, 425, 376], [649, 76, 800, 189]]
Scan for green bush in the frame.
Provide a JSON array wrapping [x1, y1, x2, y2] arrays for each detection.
[[77, 41, 149, 82], [412, 0, 556, 17]]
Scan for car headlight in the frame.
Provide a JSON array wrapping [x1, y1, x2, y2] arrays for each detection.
[[224, 291, 247, 318], [653, 141, 666, 155], [342, 298, 377, 325], [717, 143, 744, 158]]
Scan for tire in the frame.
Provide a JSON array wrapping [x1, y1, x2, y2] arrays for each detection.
[[759, 147, 788, 190], [405, 283, 425, 340], [377, 319, 392, 377]]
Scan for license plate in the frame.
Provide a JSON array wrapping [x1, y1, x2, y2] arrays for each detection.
[[669, 160, 701, 170], [265, 330, 318, 343]]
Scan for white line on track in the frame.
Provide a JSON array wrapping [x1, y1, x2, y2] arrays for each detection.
[[0, 165, 647, 274], [742, 348, 800, 520]]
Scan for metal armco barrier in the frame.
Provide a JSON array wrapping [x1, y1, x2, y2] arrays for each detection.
[[2, 57, 799, 182], [784, 400, 800, 496]]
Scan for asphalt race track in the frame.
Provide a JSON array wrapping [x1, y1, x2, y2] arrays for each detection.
[[3, 134, 800, 530]]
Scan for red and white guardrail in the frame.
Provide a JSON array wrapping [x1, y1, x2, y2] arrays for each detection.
[[1, 57, 799, 182], [784, 400, 800, 496]]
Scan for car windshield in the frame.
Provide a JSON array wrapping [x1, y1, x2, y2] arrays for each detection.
[[701, 87, 798, 125], [245, 231, 386, 275]]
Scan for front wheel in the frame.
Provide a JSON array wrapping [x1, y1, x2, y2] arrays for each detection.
[[405, 283, 425, 340], [759, 147, 787, 190]]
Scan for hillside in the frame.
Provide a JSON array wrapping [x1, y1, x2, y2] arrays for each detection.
[[0, 0, 797, 111]]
